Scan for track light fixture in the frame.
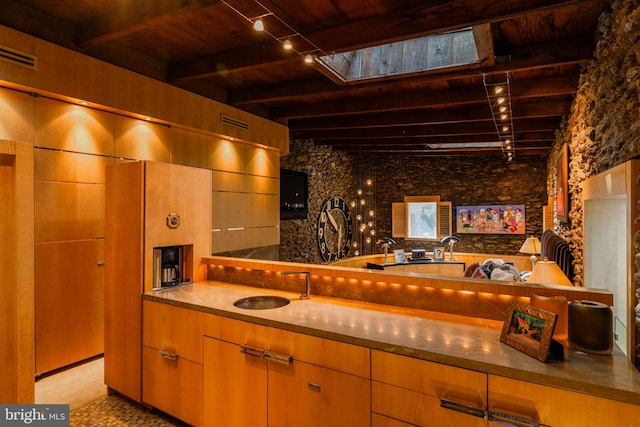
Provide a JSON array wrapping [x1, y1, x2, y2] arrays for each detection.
[[484, 72, 516, 161], [222, 0, 327, 65]]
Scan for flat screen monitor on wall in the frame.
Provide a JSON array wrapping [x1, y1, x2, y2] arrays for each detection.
[[280, 169, 308, 220]]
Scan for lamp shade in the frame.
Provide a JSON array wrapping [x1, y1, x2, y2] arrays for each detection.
[[528, 258, 572, 286], [519, 236, 541, 255]]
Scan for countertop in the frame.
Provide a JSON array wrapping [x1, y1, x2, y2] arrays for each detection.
[[366, 259, 466, 269], [143, 281, 640, 406]]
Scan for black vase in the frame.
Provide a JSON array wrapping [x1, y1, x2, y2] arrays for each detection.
[[568, 300, 613, 355]]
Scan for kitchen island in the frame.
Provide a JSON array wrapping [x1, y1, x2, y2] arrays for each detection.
[[142, 281, 640, 427]]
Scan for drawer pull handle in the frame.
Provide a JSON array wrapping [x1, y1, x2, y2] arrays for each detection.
[[440, 398, 486, 419], [159, 349, 179, 362], [308, 382, 321, 392], [240, 345, 265, 359], [263, 350, 293, 365], [488, 410, 550, 427]]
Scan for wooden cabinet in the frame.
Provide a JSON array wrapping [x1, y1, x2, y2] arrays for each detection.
[[372, 350, 487, 427], [488, 375, 640, 427], [203, 314, 370, 427], [142, 301, 203, 426], [105, 161, 211, 402]]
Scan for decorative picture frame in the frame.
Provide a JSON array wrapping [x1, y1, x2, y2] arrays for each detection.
[[433, 246, 445, 261], [556, 144, 569, 223], [456, 205, 526, 234], [500, 301, 557, 362], [393, 249, 406, 264]]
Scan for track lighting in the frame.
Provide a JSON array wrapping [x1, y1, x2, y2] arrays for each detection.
[[253, 18, 264, 31], [304, 54, 314, 64], [483, 72, 515, 160], [283, 39, 292, 50]]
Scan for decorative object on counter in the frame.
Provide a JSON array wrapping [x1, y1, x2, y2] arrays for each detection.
[[393, 249, 405, 264], [500, 301, 558, 362], [528, 258, 572, 286], [433, 246, 445, 261], [439, 235, 459, 261], [568, 300, 613, 355], [530, 294, 569, 344], [456, 204, 526, 234], [376, 237, 397, 263], [410, 248, 427, 259], [519, 236, 541, 270], [317, 196, 353, 262]]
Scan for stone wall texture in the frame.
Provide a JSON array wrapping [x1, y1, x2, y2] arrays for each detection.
[[280, 142, 547, 262], [546, 0, 640, 365]]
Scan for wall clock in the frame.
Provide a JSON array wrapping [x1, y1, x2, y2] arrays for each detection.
[[317, 196, 353, 262]]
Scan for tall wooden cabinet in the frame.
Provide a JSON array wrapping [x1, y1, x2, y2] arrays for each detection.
[[105, 161, 211, 402]]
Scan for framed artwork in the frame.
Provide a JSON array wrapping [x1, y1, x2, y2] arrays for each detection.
[[433, 246, 445, 261], [556, 144, 569, 223], [393, 249, 406, 264], [500, 301, 557, 362], [456, 205, 525, 234]]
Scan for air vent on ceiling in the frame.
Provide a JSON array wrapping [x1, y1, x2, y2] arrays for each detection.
[[221, 114, 250, 130], [0, 45, 37, 70]]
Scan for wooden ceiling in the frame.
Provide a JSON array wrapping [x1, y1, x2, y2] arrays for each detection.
[[0, 0, 607, 157]]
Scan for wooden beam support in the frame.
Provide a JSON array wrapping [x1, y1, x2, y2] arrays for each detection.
[[76, 0, 222, 47]]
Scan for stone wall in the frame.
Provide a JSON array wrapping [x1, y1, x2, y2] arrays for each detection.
[[280, 139, 547, 262], [279, 139, 354, 263], [546, 0, 640, 364], [548, 0, 640, 284]]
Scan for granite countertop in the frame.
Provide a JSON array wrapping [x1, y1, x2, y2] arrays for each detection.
[[143, 281, 640, 406], [366, 259, 466, 269]]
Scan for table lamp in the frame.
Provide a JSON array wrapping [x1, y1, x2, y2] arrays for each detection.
[[519, 236, 541, 270], [528, 258, 572, 286]]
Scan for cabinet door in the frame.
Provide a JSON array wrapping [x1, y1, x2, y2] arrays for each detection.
[[142, 346, 202, 426], [203, 337, 267, 427], [489, 375, 640, 427], [268, 359, 371, 427]]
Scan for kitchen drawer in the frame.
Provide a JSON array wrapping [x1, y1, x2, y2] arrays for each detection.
[[204, 314, 370, 378], [489, 375, 640, 427], [143, 300, 203, 363], [372, 381, 486, 427], [372, 350, 486, 399], [142, 345, 203, 426]]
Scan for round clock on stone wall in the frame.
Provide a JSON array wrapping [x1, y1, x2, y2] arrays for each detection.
[[317, 196, 353, 262]]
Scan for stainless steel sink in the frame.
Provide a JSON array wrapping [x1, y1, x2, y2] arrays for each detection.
[[233, 295, 291, 310]]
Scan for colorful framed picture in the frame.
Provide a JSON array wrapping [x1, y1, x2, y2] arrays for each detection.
[[456, 205, 525, 234], [556, 144, 569, 223], [500, 301, 557, 362]]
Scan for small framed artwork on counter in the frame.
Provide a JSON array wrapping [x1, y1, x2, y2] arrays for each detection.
[[433, 246, 445, 261], [500, 301, 558, 362]]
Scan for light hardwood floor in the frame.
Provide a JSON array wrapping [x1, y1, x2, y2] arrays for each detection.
[[35, 356, 107, 410]]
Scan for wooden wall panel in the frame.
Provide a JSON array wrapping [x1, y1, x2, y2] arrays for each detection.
[[212, 171, 246, 193], [35, 240, 104, 374], [0, 87, 34, 143], [248, 175, 279, 195], [212, 192, 247, 229], [0, 141, 34, 403], [35, 149, 113, 183], [114, 116, 170, 162], [170, 127, 209, 169], [208, 138, 245, 173], [246, 147, 279, 177], [35, 181, 104, 242], [34, 97, 115, 155], [246, 194, 279, 227]]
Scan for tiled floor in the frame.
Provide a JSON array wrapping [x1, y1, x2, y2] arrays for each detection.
[[36, 357, 188, 426]]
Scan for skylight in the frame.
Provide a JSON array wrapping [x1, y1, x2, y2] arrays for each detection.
[[315, 28, 480, 83]]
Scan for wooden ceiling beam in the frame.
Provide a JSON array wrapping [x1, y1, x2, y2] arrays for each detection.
[[272, 75, 579, 119], [76, 0, 221, 47], [168, 0, 588, 81], [294, 117, 560, 140], [288, 99, 571, 130], [318, 132, 555, 146], [229, 36, 593, 105]]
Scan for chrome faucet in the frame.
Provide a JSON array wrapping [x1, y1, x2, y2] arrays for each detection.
[[281, 271, 311, 299]]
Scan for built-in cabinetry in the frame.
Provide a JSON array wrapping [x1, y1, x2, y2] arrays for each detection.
[[203, 314, 371, 427], [371, 350, 487, 427], [105, 161, 211, 402], [373, 262, 465, 276], [488, 375, 640, 426], [142, 301, 203, 426]]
